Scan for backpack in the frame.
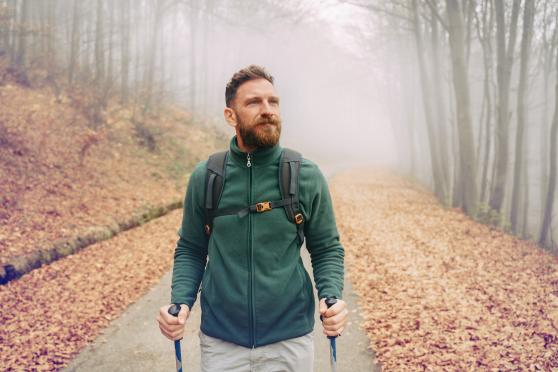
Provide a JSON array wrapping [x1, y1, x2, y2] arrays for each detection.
[[203, 149, 305, 245]]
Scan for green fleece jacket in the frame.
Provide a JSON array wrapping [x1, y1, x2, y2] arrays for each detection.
[[171, 136, 344, 348]]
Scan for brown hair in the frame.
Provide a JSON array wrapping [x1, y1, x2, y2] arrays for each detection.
[[225, 65, 274, 107]]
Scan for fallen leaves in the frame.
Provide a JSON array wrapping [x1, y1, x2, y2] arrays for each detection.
[[0, 209, 183, 371], [330, 168, 558, 371], [0, 82, 225, 370], [0, 83, 223, 263]]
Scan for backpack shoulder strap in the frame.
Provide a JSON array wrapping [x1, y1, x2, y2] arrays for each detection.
[[279, 148, 305, 244], [204, 150, 228, 236]]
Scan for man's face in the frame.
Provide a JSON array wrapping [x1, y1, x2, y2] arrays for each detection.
[[229, 78, 282, 150]]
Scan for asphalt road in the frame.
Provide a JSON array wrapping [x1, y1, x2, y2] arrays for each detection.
[[64, 244, 380, 372], [64, 164, 380, 371]]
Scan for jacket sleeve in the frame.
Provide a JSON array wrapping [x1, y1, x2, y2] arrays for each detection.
[[170, 161, 208, 309], [301, 160, 344, 300]]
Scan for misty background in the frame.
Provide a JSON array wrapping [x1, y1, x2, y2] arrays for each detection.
[[0, 0, 556, 251]]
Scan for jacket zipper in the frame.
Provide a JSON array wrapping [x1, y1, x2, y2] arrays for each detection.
[[247, 152, 256, 347]]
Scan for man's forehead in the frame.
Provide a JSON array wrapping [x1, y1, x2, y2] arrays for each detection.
[[237, 79, 278, 99]]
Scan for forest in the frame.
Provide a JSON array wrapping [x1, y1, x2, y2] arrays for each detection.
[[1, 0, 556, 250], [1, 0, 558, 370]]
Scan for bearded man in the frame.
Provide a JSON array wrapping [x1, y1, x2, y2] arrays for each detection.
[[157, 65, 347, 371]]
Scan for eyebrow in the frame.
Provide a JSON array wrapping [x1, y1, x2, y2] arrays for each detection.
[[244, 95, 280, 103]]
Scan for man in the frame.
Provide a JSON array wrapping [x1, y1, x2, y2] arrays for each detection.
[[157, 65, 348, 371]]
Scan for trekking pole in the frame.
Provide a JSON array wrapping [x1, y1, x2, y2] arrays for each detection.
[[168, 304, 183, 372], [320, 297, 338, 372]]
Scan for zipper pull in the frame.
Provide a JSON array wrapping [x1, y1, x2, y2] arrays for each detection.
[[246, 153, 252, 168]]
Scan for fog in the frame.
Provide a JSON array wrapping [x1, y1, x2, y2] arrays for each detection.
[[1, 0, 556, 249], [153, 1, 395, 170]]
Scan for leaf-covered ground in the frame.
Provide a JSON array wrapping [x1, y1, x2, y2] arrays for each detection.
[[0, 208, 183, 370], [2, 130, 558, 371], [330, 168, 558, 371], [0, 83, 224, 263]]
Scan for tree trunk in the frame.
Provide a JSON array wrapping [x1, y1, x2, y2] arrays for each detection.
[[15, 0, 28, 67], [82, 6, 93, 82], [430, 3, 450, 204], [474, 0, 495, 205], [133, 2, 141, 96], [120, 0, 130, 104], [68, 0, 80, 86], [489, 0, 520, 216], [106, 0, 114, 90], [521, 151, 529, 238], [540, 18, 558, 232], [0, 0, 10, 55], [511, 0, 534, 232], [539, 42, 558, 248], [410, 0, 446, 202], [445, 0, 478, 216], [39, 0, 47, 63], [7, 0, 17, 64], [94, 0, 105, 85], [402, 37, 418, 178], [159, 16, 166, 102], [189, 0, 198, 119], [46, 0, 55, 78], [143, 0, 163, 111]]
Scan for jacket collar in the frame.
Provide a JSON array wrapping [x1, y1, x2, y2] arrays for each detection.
[[229, 135, 283, 168]]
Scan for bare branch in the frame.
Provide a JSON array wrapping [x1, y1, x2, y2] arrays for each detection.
[[338, 0, 412, 24], [424, 0, 449, 31]]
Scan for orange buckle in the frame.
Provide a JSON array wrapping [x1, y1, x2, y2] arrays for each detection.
[[295, 213, 304, 225], [204, 224, 211, 235], [256, 202, 272, 212]]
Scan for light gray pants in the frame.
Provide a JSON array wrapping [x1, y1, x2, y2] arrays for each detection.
[[199, 330, 314, 372]]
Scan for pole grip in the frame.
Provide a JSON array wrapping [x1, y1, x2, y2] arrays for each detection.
[[320, 297, 337, 321], [320, 297, 338, 336], [168, 304, 184, 341], [325, 298, 337, 309], [325, 298, 338, 340], [168, 303, 181, 317]]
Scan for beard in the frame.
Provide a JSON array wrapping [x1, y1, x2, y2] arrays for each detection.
[[237, 113, 282, 150]]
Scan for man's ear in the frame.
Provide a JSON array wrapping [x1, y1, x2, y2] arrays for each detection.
[[224, 107, 237, 129]]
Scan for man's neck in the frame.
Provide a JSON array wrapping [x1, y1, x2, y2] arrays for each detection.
[[235, 134, 256, 153]]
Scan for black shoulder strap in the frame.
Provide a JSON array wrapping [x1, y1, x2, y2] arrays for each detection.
[[279, 148, 305, 244], [204, 148, 305, 244], [204, 150, 228, 236]]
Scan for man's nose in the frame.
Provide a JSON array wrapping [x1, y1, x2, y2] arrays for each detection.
[[261, 100, 277, 116]]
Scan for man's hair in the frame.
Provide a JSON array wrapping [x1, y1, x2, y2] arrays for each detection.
[[225, 65, 274, 107]]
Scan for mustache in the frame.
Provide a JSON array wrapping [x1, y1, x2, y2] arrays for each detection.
[[256, 116, 281, 126]]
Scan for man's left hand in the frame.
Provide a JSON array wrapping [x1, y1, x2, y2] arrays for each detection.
[[319, 298, 348, 337]]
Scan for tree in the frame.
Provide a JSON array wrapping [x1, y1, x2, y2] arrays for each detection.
[[68, 0, 80, 85], [429, 1, 451, 205], [445, 0, 477, 216], [410, 0, 447, 203], [489, 0, 521, 216], [120, 0, 130, 104], [15, 0, 29, 68], [510, 0, 534, 232], [188, 0, 199, 119], [539, 33, 558, 248], [143, 0, 164, 111], [94, 0, 105, 86]]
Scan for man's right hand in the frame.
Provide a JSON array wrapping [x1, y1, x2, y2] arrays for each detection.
[[157, 304, 190, 341]]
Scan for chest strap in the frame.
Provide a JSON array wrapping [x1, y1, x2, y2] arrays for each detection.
[[203, 148, 305, 244], [208, 198, 298, 219]]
